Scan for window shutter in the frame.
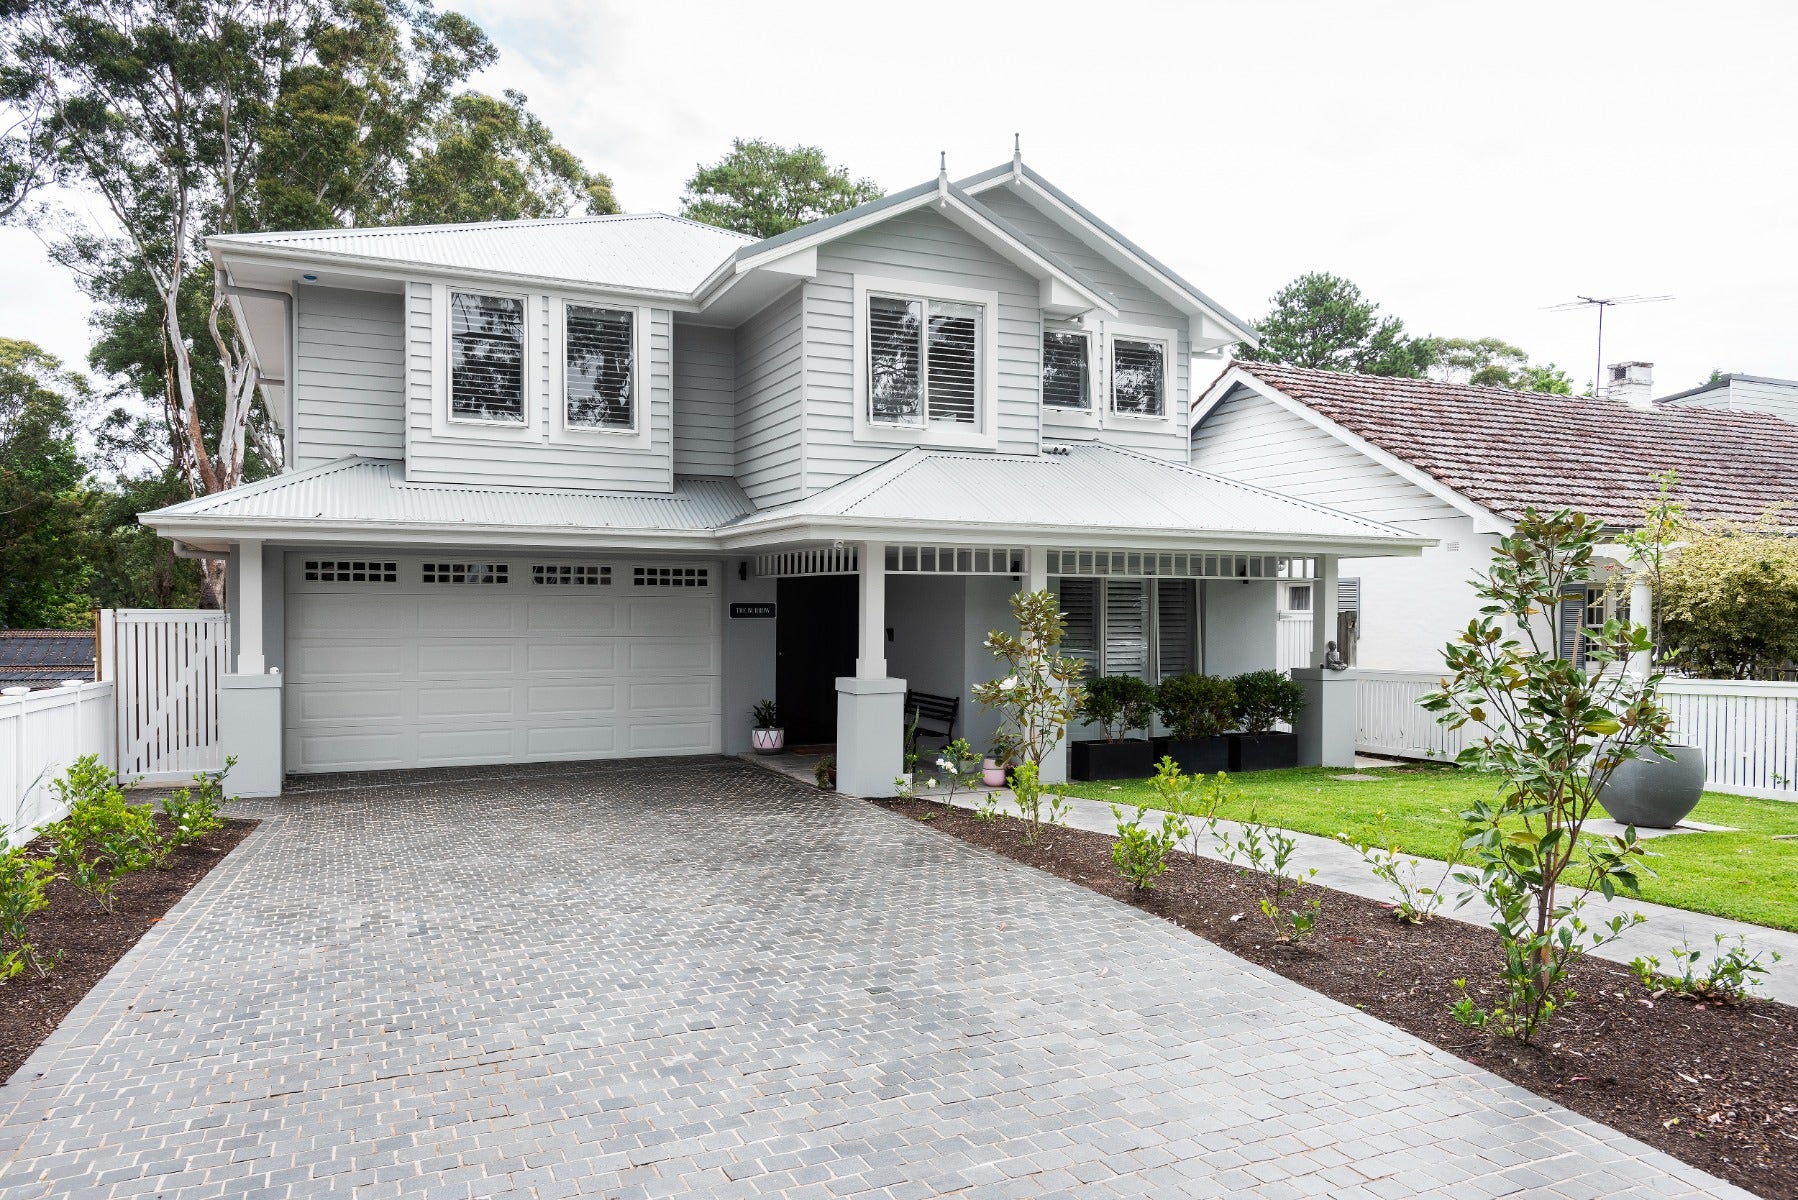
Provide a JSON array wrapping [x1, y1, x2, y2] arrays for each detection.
[[1336, 577, 1361, 666], [565, 305, 634, 428], [1338, 578, 1361, 614], [1042, 330, 1090, 409], [1111, 338, 1165, 416], [1057, 578, 1099, 673], [450, 293, 525, 422], [1558, 593, 1584, 662], [1104, 580, 1150, 680], [1156, 579, 1197, 678], [868, 295, 922, 425], [926, 301, 979, 424]]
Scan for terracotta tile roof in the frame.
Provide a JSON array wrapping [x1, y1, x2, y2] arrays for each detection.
[[1232, 361, 1798, 527]]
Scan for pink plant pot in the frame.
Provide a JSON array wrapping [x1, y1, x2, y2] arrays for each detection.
[[751, 727, 785, 755]]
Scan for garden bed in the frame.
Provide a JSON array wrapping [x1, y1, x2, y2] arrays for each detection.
[[877, 797, 1798, 1200], [0, 816, 258, 1085]]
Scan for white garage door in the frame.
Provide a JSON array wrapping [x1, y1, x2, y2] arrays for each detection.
[[284, 554, 721, 773]]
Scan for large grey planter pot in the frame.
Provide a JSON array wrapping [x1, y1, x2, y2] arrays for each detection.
[[1598, 744, 1707, 829]]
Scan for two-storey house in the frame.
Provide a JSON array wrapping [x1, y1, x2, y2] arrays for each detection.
[[146, 151, 1428, 796]]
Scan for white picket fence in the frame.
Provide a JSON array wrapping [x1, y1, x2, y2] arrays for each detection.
[[99, 609, 230, 783], [1354, 669, 1798, 801], [0, 682, 116, 847]]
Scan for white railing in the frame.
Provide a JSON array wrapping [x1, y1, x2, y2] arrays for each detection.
[[1354, 669, 1798, 800], [0, 681, 116, 846], [1277, 614, 1312, 675], [99, 609, 229, 783]]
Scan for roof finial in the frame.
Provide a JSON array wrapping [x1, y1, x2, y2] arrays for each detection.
[[936, 150, 950, 203], [939, 149, 947, 174], [1011, 133, 1023, 181]]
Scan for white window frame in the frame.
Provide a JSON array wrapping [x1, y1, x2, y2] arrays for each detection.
[[431, 283, 539, 443], [551, 300, 652, 449], [1281, 582, 1313, 614], [1041, 321, 1100, 434], [1103, 321, 1181, 427], [851, 274, 1000, 451]]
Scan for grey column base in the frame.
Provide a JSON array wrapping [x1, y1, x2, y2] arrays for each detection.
[[1293, 667, 1358, 768], [835, 676, 906, 797], [220, 673, 284, 798]]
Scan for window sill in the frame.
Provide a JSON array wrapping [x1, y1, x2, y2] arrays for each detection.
[[854, 422, 999, 452]]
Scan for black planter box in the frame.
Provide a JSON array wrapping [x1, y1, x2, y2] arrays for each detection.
[[1229, 731, 1299, 772], [1151, 735, 1231, 776], [1070, 738, 1156, 781]]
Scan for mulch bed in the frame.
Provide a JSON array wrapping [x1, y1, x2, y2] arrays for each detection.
[[0, 817, 258, 1086], [877, 797, 1798, 1200]]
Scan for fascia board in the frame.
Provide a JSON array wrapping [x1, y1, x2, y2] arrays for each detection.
[[1201, 369, 1509, 532], [142, 514, 723, 551]]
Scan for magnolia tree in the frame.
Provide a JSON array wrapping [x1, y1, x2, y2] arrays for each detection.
[[1423, 508, 1672, 1042], [973, 590, 1086, 845]]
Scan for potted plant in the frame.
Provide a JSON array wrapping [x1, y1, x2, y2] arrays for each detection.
[[813, 754, 836, 790], [750, 699, 784, 754], [1153, 673, 1235, 774], [1227, 670, 1306, 771], [981, 738, 1012, 788], [1070, 674, 1157, 781]]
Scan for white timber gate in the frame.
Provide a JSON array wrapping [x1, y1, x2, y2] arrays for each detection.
[[98, 609, 229, 783]]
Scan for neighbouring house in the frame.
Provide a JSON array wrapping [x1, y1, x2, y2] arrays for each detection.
[[1657, 371, 1798, 427], [142, 152, 1429, 797], [0, 630, 96, 691], [1191, 361, 1798, 673]]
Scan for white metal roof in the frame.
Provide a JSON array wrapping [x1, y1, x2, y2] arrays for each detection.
[[720, 444, 1428, 553], [144, 458, 754, 548], [212, 214, 753, 296]]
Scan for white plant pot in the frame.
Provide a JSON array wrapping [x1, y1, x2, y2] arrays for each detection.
[[751, 727, 785, 755]]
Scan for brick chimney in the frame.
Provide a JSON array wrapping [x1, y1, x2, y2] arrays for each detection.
[[1607, 361, 1654, 409]]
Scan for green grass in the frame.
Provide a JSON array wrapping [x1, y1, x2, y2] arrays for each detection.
[[1066, 764, 1798, 932]]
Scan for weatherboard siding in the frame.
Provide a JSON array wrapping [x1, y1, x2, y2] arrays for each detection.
[[1663, 377, 1798, 426], [734, 287, 805, 507], [1189, 384, 1461, 526], [975, 188, 1193, 463], [672, 324, 736, 476], [293, 286, 407, 467], [402, 283, 674, 491], [801, 207, 1041, 493]]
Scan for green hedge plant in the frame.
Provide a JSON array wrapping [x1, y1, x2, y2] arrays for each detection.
[[1155, 673, 1236, 740], [1230, 670, 1305, 734], [1080, 674, 1157, 742], [0, 835, 55, 980], [47, 755, 160, 914]]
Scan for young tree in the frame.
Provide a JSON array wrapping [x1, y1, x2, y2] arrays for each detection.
[[1236, 272, 1436, 377], [681, 138, 881, 239]]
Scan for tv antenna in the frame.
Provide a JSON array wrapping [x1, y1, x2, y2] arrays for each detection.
[[1543, 294, 1672, 398]]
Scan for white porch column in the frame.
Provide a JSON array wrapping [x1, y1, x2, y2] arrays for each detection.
[[221, 539, 284, 798], [1629, 575, 1654, 679], [1296, 554, 1357, 767], [836, 541, 904, 796], [1026, 549, 1068, 785]]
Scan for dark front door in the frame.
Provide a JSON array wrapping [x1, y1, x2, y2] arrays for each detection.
[[776, 576, 859, 745]]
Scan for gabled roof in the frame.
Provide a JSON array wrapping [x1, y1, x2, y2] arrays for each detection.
[[1656, 372, 1798, 406], [1205, 362, 1798, 527], [211, 213, 753, 297], [719, 442, 1427, 555], [142, 458, 755, 550]]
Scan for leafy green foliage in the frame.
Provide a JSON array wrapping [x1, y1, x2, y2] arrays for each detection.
[[1423, 507, 1674, 1041], [1006, 761, 1069, 847], [1155, 673, 1235, 740], [1110, 803, 1187, 892], [0, 835, 56, 980], [47, 756, 159, 914], [751, 699, 778, 727], [159, 757, 234, 853], [398, 89, 617, 224], [1337, 809, 1457, 923], [1215, 802, 1320, 943], [0, 338, 93, 627], [1430, 336, 1573, 394], [1236, 272, 1434, 377], [1658, 511, 1798, 679], [813, 755, 836, 790], [1631, 934, 1781, 1004], [1229, 670, 1305, 735], [973, 590, 1087, 769], [680, 138, 881, 239], [1079, 675, 1156, 742], [929, 738, 981, 803]]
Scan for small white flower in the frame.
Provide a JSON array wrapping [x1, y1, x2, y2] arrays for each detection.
[[927, 778, 939, 789], [1000, 675, 1019, 691]]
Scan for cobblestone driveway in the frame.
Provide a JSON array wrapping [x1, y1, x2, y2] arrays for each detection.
[[0, 758, 1750, 1199]]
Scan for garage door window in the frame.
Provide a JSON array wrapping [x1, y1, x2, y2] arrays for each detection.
[[303, 560, 397, 583], [533, 564, 610, 586], [632, 565, 709, 588], [422, 562, 509, 584]]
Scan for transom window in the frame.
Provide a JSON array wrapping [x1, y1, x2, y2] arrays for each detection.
[[303, 560, 397, 583], [564, 304, 634, 430], [423, 562, 509, 585], [449, 292, 525, 423], [632, 565, 709, 588], [867, 293, 982, 428], [1042, 329, 1091, 410], [1111, 337, 1166, 417], [532, 564, 610, 586]]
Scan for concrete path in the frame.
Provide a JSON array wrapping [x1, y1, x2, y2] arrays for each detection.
[[0, 758, 1754, 1199], [931, 783, 1798, 1007]]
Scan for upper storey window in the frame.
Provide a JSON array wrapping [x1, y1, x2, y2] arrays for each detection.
[[564, 304, 635, 430], [1111, 336, 1166, 417], [450, 292, 526, 423], [867, 293, 981, 428], [1042, 328, 1091, 410]]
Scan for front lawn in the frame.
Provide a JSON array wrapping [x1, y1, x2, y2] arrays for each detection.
[[1065, 763, 1798, 932]]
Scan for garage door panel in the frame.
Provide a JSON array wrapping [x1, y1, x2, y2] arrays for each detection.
[[625, 638, 719, 674], [526, 599, 620, 632], [626, 598, 715, 636], [294, 594, 412, 636], [626, 678, 716, 712], [417, 596, 521, 634], [292, 729, 409, 772], [524, 640, 619, 674], [290, 684, 409, 723], [526, 682, 618, 717], [289, 642, 409, 681], [626, 720, 717, 753], [416, 727, 517, 765], [414, 640, 518, 678], [525, 723, 618, 757], [416, 686, 517, 719]]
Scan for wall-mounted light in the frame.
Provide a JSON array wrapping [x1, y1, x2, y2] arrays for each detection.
[[738, 560, 748, 581], [301, 273, 319, 282]]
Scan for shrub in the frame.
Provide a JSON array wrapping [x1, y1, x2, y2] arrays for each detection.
[[1230, 670, 1305, 734], [1079, 675, 1156, 742], [1006, 760, 1068, 847], [1215, 802, 1320, 944], [1110, 803, 1187, 892], [1631, 934, 1782, 1004], [1658, 512, 1798, 679], [1149, 759, 1236, 860], [973, 590, 1088, 768], [159, 757, 235, 854], [47, 756, 160, 914], [751, 699, 778, 727], [813, 755, 836, 790], [1337, 809, 1457, 924], [0, 836, 55, 980], [1155, 674, 1236, 740]]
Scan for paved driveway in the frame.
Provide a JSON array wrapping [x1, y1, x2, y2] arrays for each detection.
[[0, 759, 1749, 1199]]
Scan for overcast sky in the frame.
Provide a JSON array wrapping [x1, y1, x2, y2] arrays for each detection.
[[3, 0, 1793, 400]]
